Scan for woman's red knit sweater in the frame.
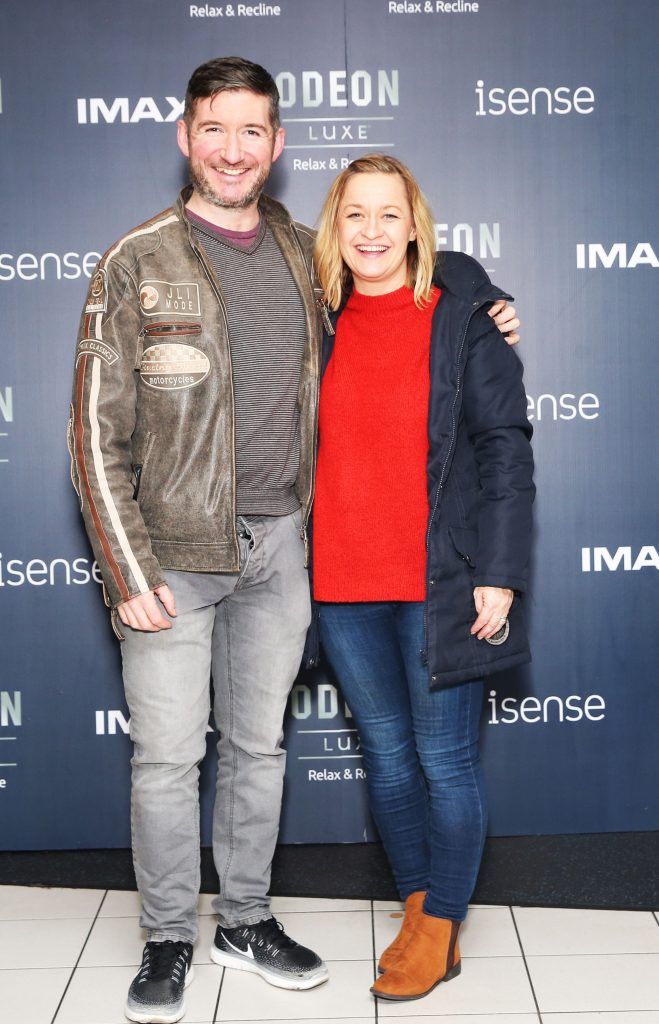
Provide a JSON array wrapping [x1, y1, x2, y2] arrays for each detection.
[[312, 284, 441, 602]]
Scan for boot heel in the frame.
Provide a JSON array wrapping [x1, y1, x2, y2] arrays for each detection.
[[443, 960, 461, 982]]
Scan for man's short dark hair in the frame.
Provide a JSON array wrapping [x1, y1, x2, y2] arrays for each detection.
[[184, 56, 280, 130]]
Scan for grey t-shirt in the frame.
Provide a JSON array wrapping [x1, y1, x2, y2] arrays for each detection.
[[188, 211, 307, 516]]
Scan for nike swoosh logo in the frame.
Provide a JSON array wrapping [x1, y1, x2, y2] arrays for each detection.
[[223, 935, 255, 960]]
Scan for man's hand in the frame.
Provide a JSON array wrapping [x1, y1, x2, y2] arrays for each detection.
[[488, 300, 520, 346], [471, 586, 513, 641], [117, 584, 177, 632]]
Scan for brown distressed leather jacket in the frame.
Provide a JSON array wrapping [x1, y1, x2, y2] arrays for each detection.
[[68, 188, 321, 613]]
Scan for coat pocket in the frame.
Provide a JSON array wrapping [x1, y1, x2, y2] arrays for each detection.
[[448, 526, 478, 569]]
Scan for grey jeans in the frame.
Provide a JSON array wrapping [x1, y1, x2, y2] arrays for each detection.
[[121, 511, 310, 943]]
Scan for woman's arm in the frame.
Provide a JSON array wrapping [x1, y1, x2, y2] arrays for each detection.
[[461, 308, 535, 594]]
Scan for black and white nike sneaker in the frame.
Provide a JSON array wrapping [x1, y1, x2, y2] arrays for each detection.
[[210, 916, 329, 990], [125, 940, 194, 1024]]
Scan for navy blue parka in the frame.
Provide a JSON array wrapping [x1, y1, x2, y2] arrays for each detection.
[[308, 250, 535, 689]]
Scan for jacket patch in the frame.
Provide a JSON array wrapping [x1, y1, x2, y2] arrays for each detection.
[[140, 343, 210, 391], [85, 269, 108, 313], [77, 338, 119, 366], [139, 280, 201, 317]]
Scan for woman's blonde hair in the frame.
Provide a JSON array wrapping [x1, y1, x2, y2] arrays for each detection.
[[314, 154, 436, 310]]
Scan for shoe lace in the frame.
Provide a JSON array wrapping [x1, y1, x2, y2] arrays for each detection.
[[243, 917, 295, 959], [139, 940, 190, 983]]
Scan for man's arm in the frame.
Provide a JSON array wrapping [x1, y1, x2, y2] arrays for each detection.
[[69, 258, 167, 614]]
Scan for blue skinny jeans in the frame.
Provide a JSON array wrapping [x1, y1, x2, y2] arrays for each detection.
[[319, 601, 486, 921]]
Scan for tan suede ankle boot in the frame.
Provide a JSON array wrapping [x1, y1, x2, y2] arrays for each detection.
[[378, 890, 426, 973], [371, 912, 461, 1001]]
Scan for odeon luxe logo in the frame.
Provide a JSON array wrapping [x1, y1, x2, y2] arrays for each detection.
[[275, 69, 399, 109], [1, 691, 21, 728]]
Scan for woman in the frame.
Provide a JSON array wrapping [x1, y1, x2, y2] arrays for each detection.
[[311, 155, 534, 1002]]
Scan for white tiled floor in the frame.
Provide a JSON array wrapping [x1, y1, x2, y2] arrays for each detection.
[[1, 885, 658, 1024]]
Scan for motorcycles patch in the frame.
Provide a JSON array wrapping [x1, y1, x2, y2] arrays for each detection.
[[140, 343, 210, 391]]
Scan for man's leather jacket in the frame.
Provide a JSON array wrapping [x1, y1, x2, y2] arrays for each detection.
[[68, 187, 321, 612]]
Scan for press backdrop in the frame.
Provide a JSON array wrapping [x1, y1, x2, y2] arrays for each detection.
[[1, 0, 657, 849]]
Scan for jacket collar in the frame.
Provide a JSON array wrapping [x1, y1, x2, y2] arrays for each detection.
[[174, 185, 295, 237]]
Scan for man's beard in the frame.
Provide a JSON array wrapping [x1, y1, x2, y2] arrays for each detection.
[[188, 160, 269, 210]]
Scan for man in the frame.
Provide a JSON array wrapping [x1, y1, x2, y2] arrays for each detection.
[[70, 56, 519, 1024]]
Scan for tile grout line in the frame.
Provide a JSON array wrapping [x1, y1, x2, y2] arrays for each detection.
[[509, 905, 544, 1024], [370, 899, 379, 1024], [212, 963, 226, 1024], [50, 888, 109, 1024]]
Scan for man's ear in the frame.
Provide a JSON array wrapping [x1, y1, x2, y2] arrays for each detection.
[[177, 120, 190, 159], [271, 127, 286, 164]]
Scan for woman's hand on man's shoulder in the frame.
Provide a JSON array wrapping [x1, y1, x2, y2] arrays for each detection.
[[488, 300, 520, 346]]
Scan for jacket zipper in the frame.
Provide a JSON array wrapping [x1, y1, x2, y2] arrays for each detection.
[[142, 322, 202, 338], [188, 238, 240, 570], [290, 225, 321, 564]]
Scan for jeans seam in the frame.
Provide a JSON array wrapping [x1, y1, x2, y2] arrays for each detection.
[[466, 681, 485, 896], [219, 601, 237, 903]]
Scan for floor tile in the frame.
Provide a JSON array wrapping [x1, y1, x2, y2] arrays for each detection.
[[276, 910, 373, 961], [0, 918, 93, 969], [0, 885, 104, 920], [97, 890, 142, 918], [78, 913, 217, 967], [527, 952, 659, 1012], [374, 906, 520, 959], [377, 956, 536, 1016], [2, 968, 72, 1024], [374, 1018, 539, 1024], [514, 907, 659, 955], [78, 916, 147, 968], [270, 896, 371, 913], [216, 958, 376, 1020], [543, 1015, 659, 1023], [53, 964, 220, 1024]]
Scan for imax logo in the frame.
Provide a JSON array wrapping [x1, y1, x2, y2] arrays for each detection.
[[95, 709, 215, 735], [275, 69, 399, 109], [95, 710, 130, 735], [1, 692, 21, 728], [581, 546, 659, 572], [77, 97, 184, 124], [576, 243, 658, 269]]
